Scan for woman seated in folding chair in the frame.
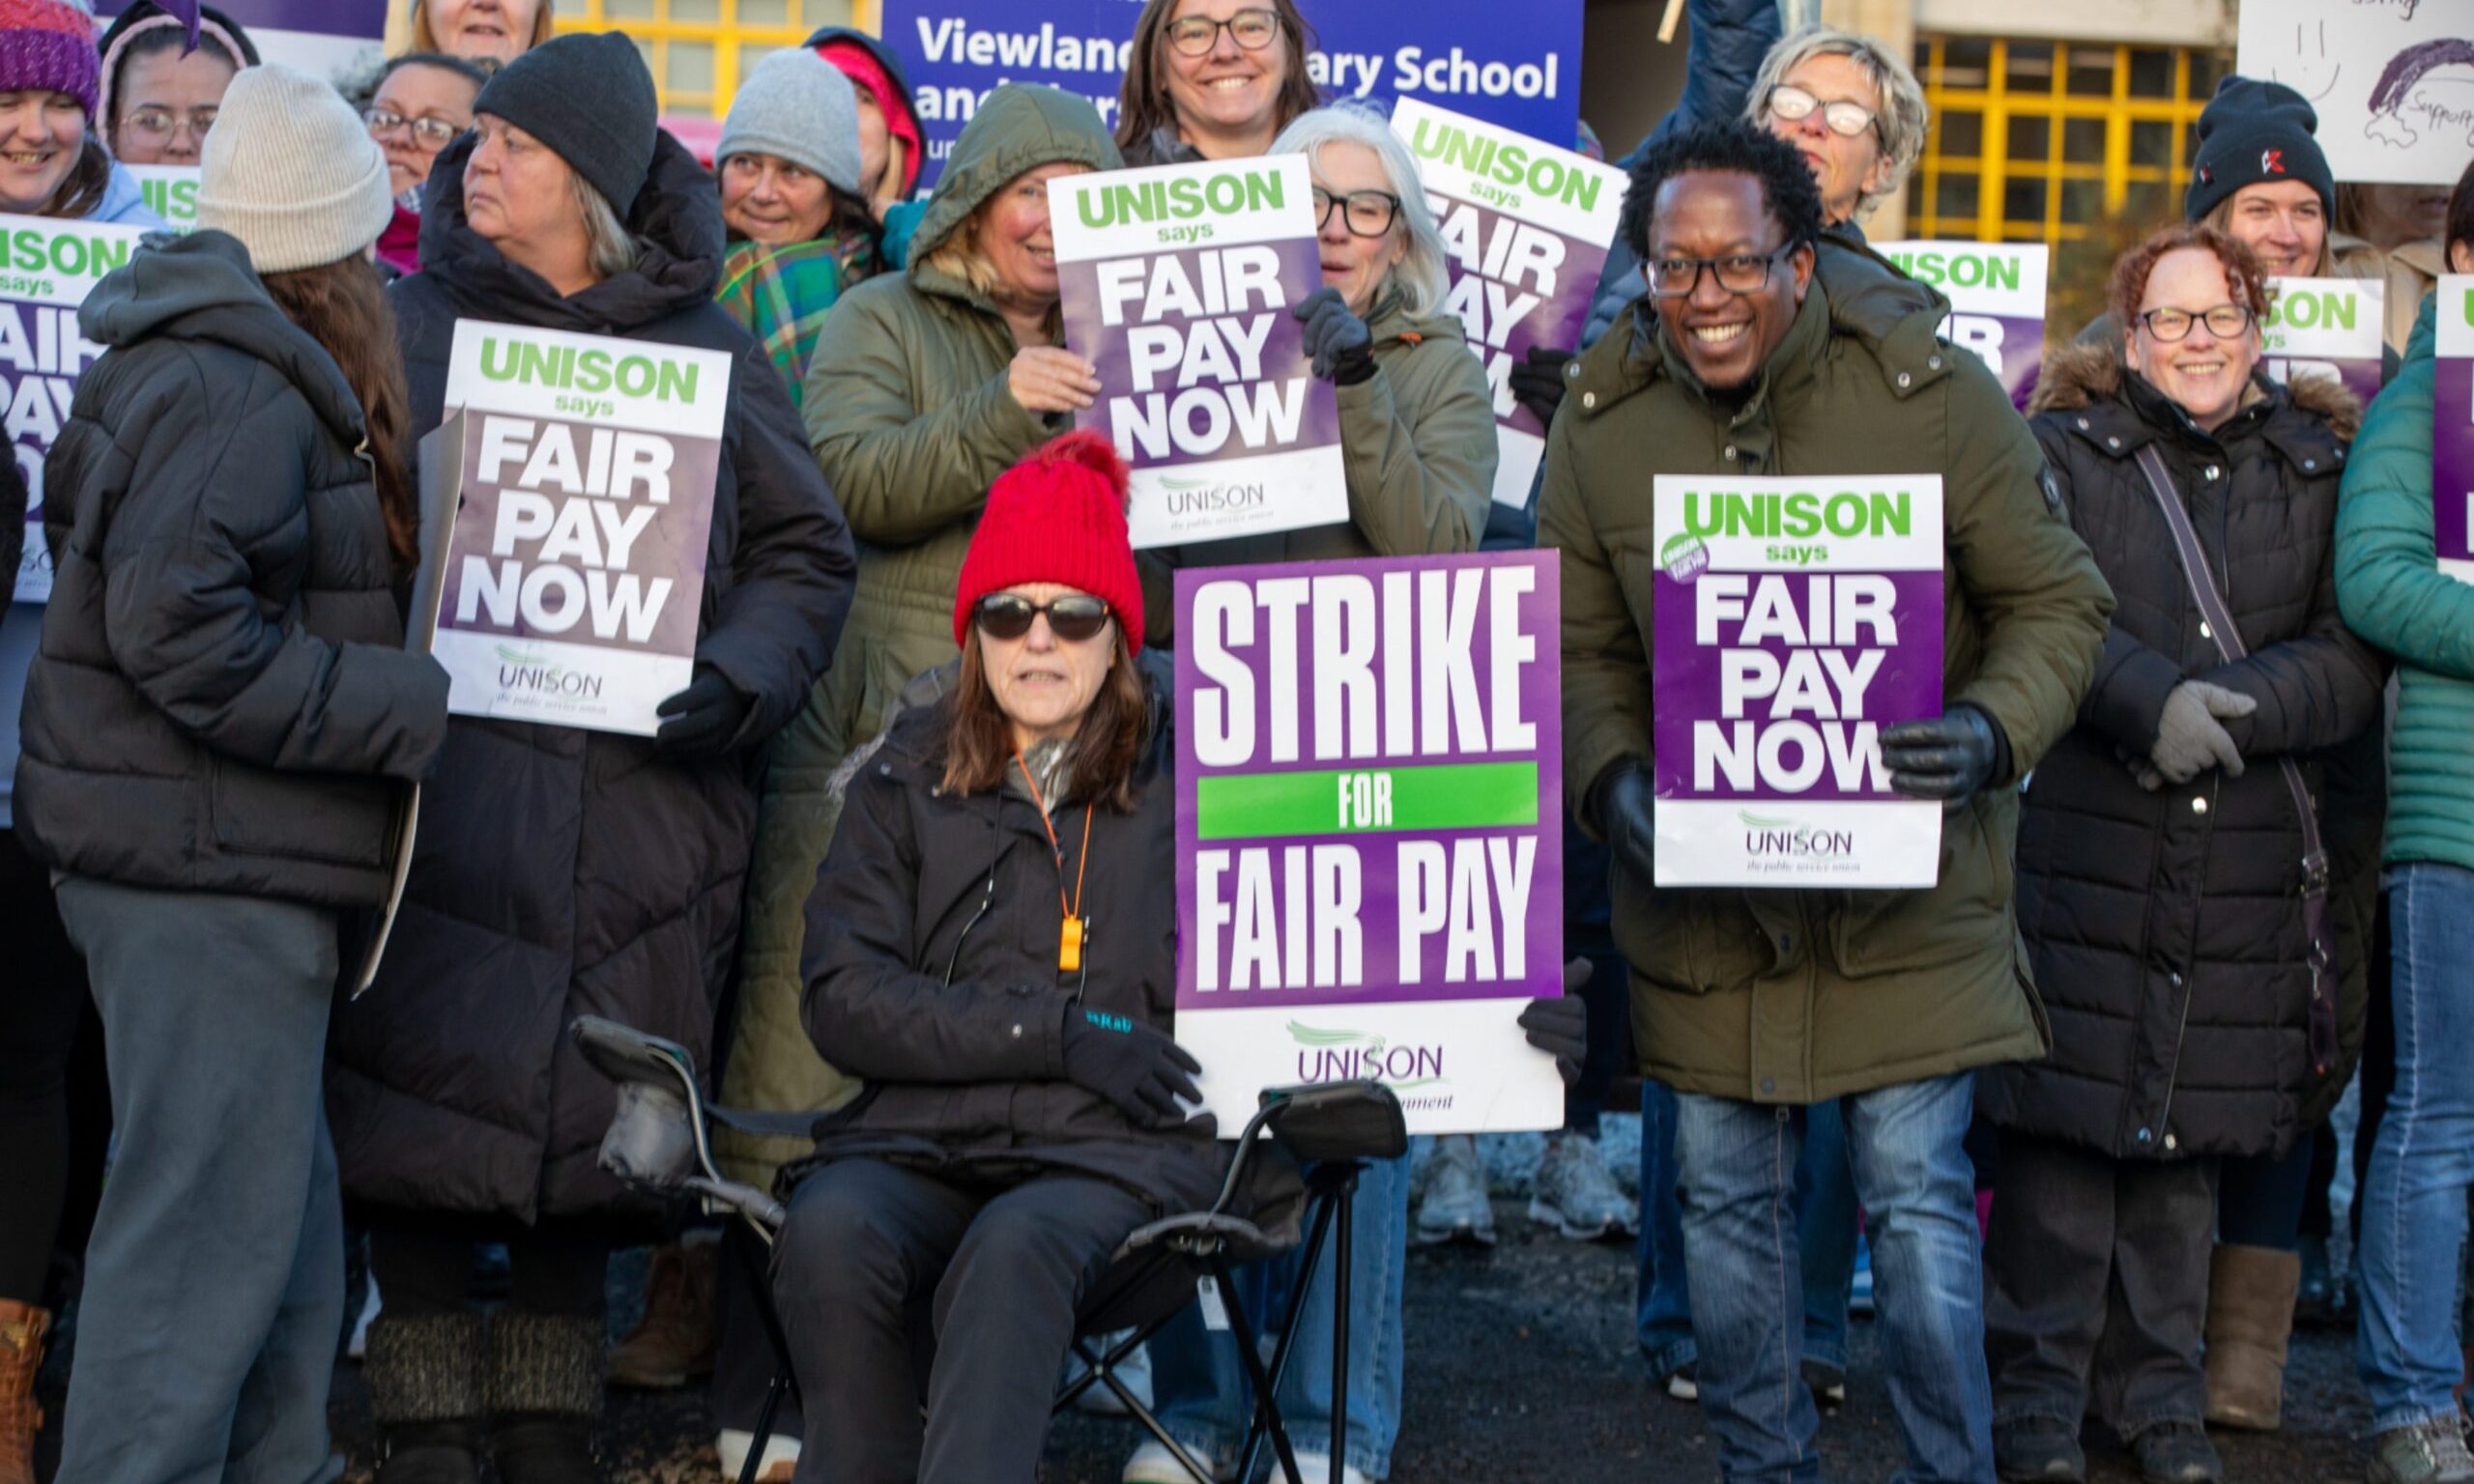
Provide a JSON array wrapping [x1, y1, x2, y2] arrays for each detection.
[[772, 428, 1222, 1484]]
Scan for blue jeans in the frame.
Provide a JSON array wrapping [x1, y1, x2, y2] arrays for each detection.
[[53, 874, 345, 1484], [1148, 1151, 1411, 1478], [1638, 1087, 1861, 1382], [1675, 1072, 1993, 1484], [2358, 863, 2474, 1431]]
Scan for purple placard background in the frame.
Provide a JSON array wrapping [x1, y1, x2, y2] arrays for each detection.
[[1174, 551, 1562, 1010], [97, 0, 387, 31], [6, 297, 105, 604], [1432, 196, 1606, 441], [1059, 239, 1339, 474], [1651, 568, 1944, 803], [2439, 354, 2474, 570], [433, 416, 718, 658], [1941, 311, 2043, 407]]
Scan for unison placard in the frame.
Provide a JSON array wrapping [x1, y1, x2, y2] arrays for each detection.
[[1876, 242, 2049, 404], [2264, 275, 2386, 409], [2436, 275, 2474, 585]]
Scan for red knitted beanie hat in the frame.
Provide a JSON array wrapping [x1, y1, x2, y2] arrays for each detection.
[[954, 430, 1145, 654]]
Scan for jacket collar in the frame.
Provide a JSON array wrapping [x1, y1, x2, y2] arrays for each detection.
[[2033, 339, 2352, 477]]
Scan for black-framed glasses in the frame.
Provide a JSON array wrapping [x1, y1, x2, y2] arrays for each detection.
[[1767, 83, 1879, 140], [365, 107, 463, 151], [1312, 186, 1400, 239], [2136, 303, 2255, 342], [973, 593, 1113, 643], [1646, 242, 1798, 299], [1165, 8, 1280, 56], [122, 105, 216, 143]]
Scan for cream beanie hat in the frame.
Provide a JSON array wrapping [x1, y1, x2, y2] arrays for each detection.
[[196, 63, 394, 274]]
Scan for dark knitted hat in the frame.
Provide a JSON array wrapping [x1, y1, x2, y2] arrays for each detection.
[[474, 31, 658, 214], [2186, 76, 2335, 224]]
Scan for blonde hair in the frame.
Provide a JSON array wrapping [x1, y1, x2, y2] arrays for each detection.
[[2201, 192, 2337, 277], [570, 169, 639, 281], [410, 0, 557, 64], [1744, 23, 1928, 223]]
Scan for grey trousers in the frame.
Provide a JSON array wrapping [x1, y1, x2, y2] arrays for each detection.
[[53, 873, 344, 1484]]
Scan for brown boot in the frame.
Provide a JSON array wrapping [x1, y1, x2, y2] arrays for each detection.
[[0, 1300, 49, 1484], [607, 1241, 716, 1390], [2202, 1242, 2300, 1431]]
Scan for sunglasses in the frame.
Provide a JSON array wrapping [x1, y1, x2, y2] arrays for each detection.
[[973, 593, 1113, 643]]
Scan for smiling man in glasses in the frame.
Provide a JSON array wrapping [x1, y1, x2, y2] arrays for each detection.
[[1540, 119, 2113, 1484]]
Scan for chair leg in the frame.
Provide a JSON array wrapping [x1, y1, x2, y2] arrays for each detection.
[[734, 1213, 800, 1484], [1219, 1262, 1308, 1484], [1329, 1167, 1358, 1484], [741, 1370, 791, 1484]]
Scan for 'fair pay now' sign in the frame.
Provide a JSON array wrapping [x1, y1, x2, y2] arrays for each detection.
[[1173, 552, 1565, 1135]]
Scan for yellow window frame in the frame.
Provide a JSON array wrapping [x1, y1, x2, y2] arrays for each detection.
[[555, 0, 883, 118]]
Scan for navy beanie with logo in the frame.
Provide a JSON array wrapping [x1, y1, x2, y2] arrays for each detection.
[[2184, 76, 2335, 224]]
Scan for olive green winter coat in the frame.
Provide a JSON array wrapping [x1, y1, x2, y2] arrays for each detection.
[[1539, 247, 2114, 1105], [719, 86, 1121, 1182]]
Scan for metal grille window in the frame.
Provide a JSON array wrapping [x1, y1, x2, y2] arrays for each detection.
[[556, 0, 877, 117]]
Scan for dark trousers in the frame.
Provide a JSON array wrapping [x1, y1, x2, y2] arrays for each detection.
[[1986, 1132, 2219, 1441], [0, 830, 91, 1302], [365, 1213, 610, 1320], [771, 1158, 1149, 1484]]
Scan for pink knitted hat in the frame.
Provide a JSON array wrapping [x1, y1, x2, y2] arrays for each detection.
[[0, 0, 99, 118]]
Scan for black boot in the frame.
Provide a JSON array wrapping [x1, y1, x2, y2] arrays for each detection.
[[366, 1315, 483, 1484], [485, 1313, 604, 1484]]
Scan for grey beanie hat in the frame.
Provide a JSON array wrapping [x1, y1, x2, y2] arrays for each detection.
[[716, 48, 863, 197], [474, 31, 660, 214], [195, 63, 394, 274]]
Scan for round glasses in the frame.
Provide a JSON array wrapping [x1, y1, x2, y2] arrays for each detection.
[[1312, 186, 1400, 239], [1165, 9, 1280, 57], [1646, 242, 1798, 299], [973, 593, 1113, 643], [121, 105, 216, 146], [1767, 83, 1879, 140], [365, 108, 463, 152], [2136, 304, 2255, 342]]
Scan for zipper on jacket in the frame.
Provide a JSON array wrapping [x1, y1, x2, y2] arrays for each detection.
[[2146, 766, 2222, 1153], [942, 868, 997, 988]]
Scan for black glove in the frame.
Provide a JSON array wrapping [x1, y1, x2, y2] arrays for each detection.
[[1508, 345, 1575, 426], [1294, 286, 1376, 385], [1517, 990, 1587, 1086], [1591, 758, 1657, 886], [1879, 705, 2001, 803], [654, 666, 753, 757], [1059, 1005, 1203, 1127]]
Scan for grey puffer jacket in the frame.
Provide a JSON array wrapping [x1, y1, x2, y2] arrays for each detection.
[[14, 231, 446, 906]]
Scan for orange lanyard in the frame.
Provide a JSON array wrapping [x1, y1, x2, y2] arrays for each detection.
[[1012, 749, 1095, 973]]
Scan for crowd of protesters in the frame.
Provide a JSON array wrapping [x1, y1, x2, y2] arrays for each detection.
[[0, 1, 2468, 1484]]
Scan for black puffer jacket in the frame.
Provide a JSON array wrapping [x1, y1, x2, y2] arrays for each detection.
[[788, 652, 1224, 1217], [15, 231, 446, 906], [326, 131, 857, 1221], [1980, 347, 2382, 1160]]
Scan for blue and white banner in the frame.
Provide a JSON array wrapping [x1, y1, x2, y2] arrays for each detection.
[[882, 0, 1584, 191]]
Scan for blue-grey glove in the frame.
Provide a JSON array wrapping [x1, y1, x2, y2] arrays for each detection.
[[1294, 286, 1376, 385]]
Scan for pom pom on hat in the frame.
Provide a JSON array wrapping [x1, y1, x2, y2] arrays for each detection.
[[954, 430, 1145, 654]]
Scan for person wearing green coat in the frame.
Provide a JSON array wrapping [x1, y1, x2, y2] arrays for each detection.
[[2337, 175, 2474, 1484], [1539, 121, 2112, 1484]]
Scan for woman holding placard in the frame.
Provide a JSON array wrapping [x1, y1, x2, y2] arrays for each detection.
[[1982, 222, 2381, 1484], [1114, 0, 1318, 168], [2336, 166, 2474, 1484], [327, 33, 854, 1483]]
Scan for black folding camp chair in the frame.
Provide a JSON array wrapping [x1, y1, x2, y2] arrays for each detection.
[[570, 1014, 1408, 1484]]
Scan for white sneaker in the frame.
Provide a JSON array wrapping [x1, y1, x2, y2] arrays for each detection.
[[1289, 1452, 1374, 1484], [1068, 1332, 1153, 1415], [1123, 1437, 1228, 1483], [1413, 1134, 1495, 1246], [1528, 1133, 1638, 1241], [716, 1427, 799, 1483]]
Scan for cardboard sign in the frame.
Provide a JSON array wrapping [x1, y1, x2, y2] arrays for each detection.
[[1394, 99, 1625, 510], [3, 216, 151, 607], [2237, 0, 2474, 186], [1876, 242, 2050, 404], [429, 320, 729, 736], [1651, 475, 1946, 889], [882, 0, 1585, 192], [2264, 275, 2386, 408], [1174, 551, 1565, 1135], [1051, 156, 1347, 549], [2435, 275, 2474, 585], [124, 166, 199, 234]]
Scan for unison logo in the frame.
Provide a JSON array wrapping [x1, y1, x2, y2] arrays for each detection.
[[1287, 1022, 1447, 1089], [1161, 475, 1269, 515], [496, 643, 605, 699], [1740, 810, 1854, 858]]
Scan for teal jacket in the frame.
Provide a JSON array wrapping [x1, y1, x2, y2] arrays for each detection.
[[2335, 292, 2474, 870]]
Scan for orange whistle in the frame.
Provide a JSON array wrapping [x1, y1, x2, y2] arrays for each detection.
[[1059, 916, 1084, 973]]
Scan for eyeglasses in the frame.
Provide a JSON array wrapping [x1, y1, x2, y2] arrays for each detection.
[[1312, 186, 1400, 239], [1646, 242, 1798, 299], [365, 108, 463, 151], [1767, 83, 1879, 140], [973, 593, 1113, 643], [1165, 9, 1280, 57], [122, 105, 216, 144], [2136, 303, 2255, 342]]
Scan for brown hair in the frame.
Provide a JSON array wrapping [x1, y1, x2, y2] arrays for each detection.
[[409, 0, 558, 65], [937, 625, 1150, 812], [2109, 221, 2270, 344], [260, 258, 420, 573], [2199, 192, 2335, 277], [42, 137, 113, 221], [1114, 0, 1319, 157]]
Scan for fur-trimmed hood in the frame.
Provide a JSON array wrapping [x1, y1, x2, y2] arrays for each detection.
[[2029, 339, 2361, 443]]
